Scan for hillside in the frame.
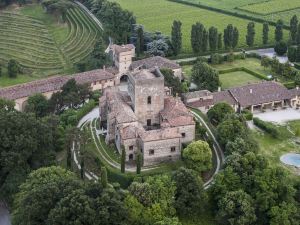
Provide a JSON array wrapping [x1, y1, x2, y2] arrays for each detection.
[[0, 3, 102, 87]]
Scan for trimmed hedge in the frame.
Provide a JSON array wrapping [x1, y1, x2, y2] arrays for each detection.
[[218, 67, 268, 80], [253, 117, 279, 138]]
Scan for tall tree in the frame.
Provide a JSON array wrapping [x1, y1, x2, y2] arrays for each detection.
[[136, 27, 144, 56], [207, 102, 234, 126], [201, 28, 208, 52], [7, 59, 20, 78], [121, 147, 126, 173], [224, 24, 238, 49], [232, 27, 239, 49], [246, 22, 255, 47], [290, 15, 298, 43], [263, 22, 269, 45], [191, 22, 204, 53], [275, 19, 284, 42], [218, 33, 223, 49], [136, 152, 142, 174], [296, 24, 300, 44], [25, 93, 49, 117], [209, 26, 218, 51], [101, 167, 108, 188], [171, 20, 182, 56]]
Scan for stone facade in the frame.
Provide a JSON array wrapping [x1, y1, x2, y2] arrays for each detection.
[[100, 68, 195, 166]]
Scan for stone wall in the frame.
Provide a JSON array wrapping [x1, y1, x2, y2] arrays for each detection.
[[177, 124, 195, 144]]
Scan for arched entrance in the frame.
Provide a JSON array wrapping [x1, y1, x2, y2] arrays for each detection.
[[120, 74, 128, 83], [129, 154, 134, 161]]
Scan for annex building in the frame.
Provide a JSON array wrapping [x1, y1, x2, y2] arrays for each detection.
[[183, 81, 300, 113], [100, 68, 195, 166]]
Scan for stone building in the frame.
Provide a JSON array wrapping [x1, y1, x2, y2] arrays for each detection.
[[0, 69, 115, 111], [100, 68, 195, 166], [183, 81, 300, 113]]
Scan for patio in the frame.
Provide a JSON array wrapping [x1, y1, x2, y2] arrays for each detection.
[[253, 108, 300, 124]]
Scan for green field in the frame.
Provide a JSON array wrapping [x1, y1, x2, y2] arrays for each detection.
[[0, 4, 102, 87], [180, 0, 300, 24], [219, 70, 261, 89], [114, 0, 288, 54]]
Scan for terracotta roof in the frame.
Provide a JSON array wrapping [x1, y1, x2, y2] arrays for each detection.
[[187, 99, 214, 108], [229, 81, 291, 107], [182, 90, 212, 99], [111, 44, 135, 54], [119, 125, 137, 140], [0, 69, 114, 100], [131, 56, 181, 70], [160, 97, 195, 127], [139, 128, 181, 142], [213, 90, 237, 105]]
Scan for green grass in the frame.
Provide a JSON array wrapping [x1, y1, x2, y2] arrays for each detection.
[[113, 0, 288, 54], [219, 70, 261, 89]]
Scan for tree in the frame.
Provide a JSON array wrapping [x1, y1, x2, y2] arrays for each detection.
[[121, 146, 126, 173], [275, 20, 284, 42], [217, 190, 257, 225], [171, 20, 182, 56], [101, 166, 108, 188], [136, 152, 142, 174], [202, 28, 208, 52], [274, 41, 288, 56], [269, 202, 298, 225], [0, 110, 57, 204], [147, 39, 169, 57], [297, 24, 300, 44], [207, 102, 234, 125], [232, 27, 239, 49], [155, 217, 182, 225], [0, 98, 15, 111], [296, 45, 300, 62], [263, 22, 269, 45], [183, 141, 212, 173], [160, 68, 185, 95], [288, 46, 297, 62], [65, 127, 79, 170], [172, 167, 207, 216], [217, 115, 247, 147], [225, 137, 257, 155], [209, 26, 218, 51], [224, 24, 238, 49], [290, 15, 298, 43], [12, 166, 82, 225], [136, 27, 144, 56], [218, 33, 223, 49], [191, 22, 204, 53], [7, 59, 20, 78], [261, 56, 271, 70], [191, 61, 220, 91], [25, 93, 49, 117], [246, 22, 255, 47]]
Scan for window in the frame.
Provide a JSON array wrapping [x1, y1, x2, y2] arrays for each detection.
[[147, 96, 151, 104], [181, 133, 186, 138], [147, 119, 151, 126], [149, 149, 155, 155], [129, 146, 133, 151], [171, 147, 176, 152]]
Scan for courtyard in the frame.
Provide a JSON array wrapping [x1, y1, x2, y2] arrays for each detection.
[[253, 108, 300, 124]]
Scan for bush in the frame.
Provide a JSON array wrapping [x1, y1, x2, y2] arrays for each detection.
[[242, 109, 253, 121], [253, 117, 279, 138], [274, 41, 287, 56]]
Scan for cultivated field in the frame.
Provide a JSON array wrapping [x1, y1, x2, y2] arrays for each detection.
[[114, 0, 288, 54], [180, 0, 300, 24], [0, 4, 102, 87]]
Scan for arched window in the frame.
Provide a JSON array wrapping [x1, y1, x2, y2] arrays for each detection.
[[147, 96, 151, 104]]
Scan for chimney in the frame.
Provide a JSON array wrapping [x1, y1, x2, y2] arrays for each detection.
[[297, 86, 299, 90], [103, 65, 106, 71], [250, 88, 253, 94], [218, 87, 221, 92]]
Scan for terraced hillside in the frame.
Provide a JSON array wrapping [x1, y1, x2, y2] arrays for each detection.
[[0, 4, 102, 87]]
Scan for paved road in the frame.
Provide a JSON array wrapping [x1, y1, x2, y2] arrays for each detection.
[[0, 204, 11, 225]]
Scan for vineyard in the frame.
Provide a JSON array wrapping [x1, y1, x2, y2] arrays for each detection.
[[0, 4, 102, 87]]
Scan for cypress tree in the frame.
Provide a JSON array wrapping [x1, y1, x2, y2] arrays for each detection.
[[209, 26, 218, 51], [121, 147, 126, 173], [263, 22, 269, 45], [296, 24, 300, 44], [275, 20, 284, 42], [224, 24, 234, 49], [290, 15, 298, 43], [191, 22, 204, 53], [246, 22, 255, 47], [136, 152, 142, 174], [80, 159, 85, 180], [232, 27, 239, 49], [202, 28, 208, 52], [67, 147, 72, 170], [101, 167, 108, 188], [171, 20, 182, 56], [218, 33, 222, 49], [288, 46, 297, 62], [136, 27, 144, 56]]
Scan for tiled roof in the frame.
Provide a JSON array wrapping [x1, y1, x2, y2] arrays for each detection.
[[0, 69, 114, 100], [182, 90, 212, 99], [139, 128, 181, 142], [131, 56, 181, 70], [213, 90, 237, 105], [229, 81, 291, 107], [111, 44, 135, 54], [160, 97, 195, 127], [119, 125, 137, 140]]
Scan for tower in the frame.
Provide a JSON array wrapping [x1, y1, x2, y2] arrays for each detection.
[[128, 68, 165, 127]]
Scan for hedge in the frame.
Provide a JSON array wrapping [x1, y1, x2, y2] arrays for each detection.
[[167, 0, 290, 29], [218, 67, 268, 80], [253, 117, 279, 138]]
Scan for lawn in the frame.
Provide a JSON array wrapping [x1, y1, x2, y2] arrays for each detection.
[[219, 70, 261, 89], [113, 0, 288, 54]]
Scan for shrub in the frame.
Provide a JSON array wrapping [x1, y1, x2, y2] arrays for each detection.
[[274, 41, 287, 56], [253, 117, 279, 138], [241, 109, 253, 121]]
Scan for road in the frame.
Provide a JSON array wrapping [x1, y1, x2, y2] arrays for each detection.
[[0, 203, 11, 225]]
